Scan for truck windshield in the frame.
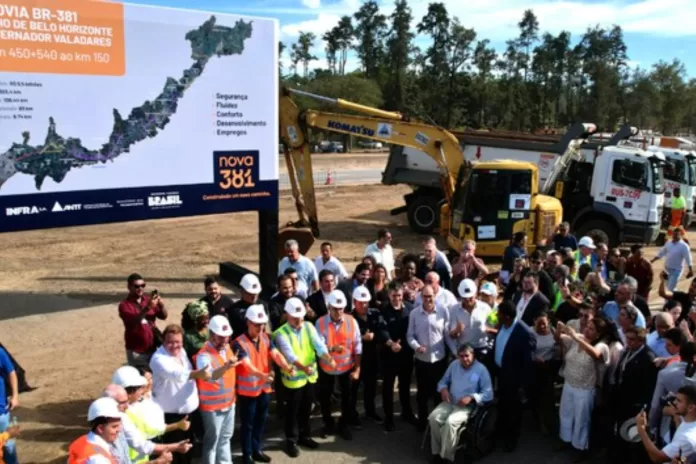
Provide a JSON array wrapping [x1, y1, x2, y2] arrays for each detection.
[[663, 158, 688, 184], [649, 158, 665, 194], [689, 159, 696, 186]]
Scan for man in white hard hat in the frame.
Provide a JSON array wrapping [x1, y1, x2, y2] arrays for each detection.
[[273, 297, 334, 458], [228, 274, 270, 339], [102, 384, 179, 464], [109, 367, 190, 462], [233, 305, 293, 464], [349, 285, 388, 427], [447, 279, 493, 366], [68, 397, 124, 464], [574, 236, 598, 268], [192, 315, 241, 464], [315, 289, 362, 441]]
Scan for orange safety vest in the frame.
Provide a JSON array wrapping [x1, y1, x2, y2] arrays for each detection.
[[235, 333, 273, 397], [193, 342, 236, 412], [317, 315, 355, 375], [68, 434, 118, 464]]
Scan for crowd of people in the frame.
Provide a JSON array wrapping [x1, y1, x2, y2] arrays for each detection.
[[64, 222, 696, 464]]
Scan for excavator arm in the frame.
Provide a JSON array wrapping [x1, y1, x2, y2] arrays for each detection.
[[279, 87, 466, 254]]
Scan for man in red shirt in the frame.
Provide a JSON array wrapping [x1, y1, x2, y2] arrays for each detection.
[[625, 245, 654, 300], [118, 273, 168, 368]]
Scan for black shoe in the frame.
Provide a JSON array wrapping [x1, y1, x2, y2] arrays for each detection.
[[285, 442, 299, 458], [351, 414, 363, 429], [321, 423, 335, 438], [401, 411, 418, 425], [366, 411, 384, 425], [339, 426, 353, 441], [243, 457, 254, 464], [384, 420, 395, 432], [298, 437, 320, 449], [431, 455, 443, 464], [252, 452, 272, 463]]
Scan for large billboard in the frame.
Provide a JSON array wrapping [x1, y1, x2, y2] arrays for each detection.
[[0, 1, 278, 233]]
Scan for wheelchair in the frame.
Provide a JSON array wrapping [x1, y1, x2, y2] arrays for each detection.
[[421, 399, 498, 462]]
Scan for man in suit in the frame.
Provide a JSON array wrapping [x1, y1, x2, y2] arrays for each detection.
[[494, 300, 536, 452], [611, 326, 657, 460], [307, 269, 336, 321], [512, 271, 550, 327]]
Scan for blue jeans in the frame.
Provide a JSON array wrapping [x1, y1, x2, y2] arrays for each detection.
[[238, 393, 271, 458], [666, 267, 682, 292], [0, 412, 17, 464], [200, 406, 235, 464]]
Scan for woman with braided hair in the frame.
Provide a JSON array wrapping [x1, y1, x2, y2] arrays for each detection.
[[183, 301, 210, 362]]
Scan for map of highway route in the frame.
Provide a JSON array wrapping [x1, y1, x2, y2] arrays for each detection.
[[0, 16, 252, 191]]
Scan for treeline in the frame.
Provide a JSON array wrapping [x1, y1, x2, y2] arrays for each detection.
[[279, 0, 696, 136]]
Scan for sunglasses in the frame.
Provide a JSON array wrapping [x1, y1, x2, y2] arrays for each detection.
[[133, 283, 146, 289]]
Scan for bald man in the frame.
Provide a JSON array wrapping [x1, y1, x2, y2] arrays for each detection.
[[407, 284, 451, 431], [103, 384, 183, 464], [415, 272, 457, 310], [418, 238, 452, 291], [647, 313, 675, 358]]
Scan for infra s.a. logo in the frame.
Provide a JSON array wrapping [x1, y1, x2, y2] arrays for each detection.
[[214, 151, 259, 190]]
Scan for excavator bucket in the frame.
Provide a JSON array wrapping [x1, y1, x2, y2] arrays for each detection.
[[278, 225, 315, 257]]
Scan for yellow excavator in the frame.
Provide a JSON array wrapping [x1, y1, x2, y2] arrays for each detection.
[[278, 87, 563, 258]]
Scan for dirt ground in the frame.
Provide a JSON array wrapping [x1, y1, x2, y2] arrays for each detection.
[[0, 180, 688, 463]]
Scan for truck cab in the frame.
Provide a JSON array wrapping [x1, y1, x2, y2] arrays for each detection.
[[647, 146, 696, 227], [560, 146, 665, 246]]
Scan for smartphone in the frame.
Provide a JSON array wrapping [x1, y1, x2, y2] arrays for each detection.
[[151, 289, 159, 298]]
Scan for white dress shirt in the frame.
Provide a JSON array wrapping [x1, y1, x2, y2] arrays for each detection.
[[407, 304, 450, 363], [314, 256, 350, 282], [364, 241, 395, 276], [150, 345, 200, 414], [447, 300, 492, 352]]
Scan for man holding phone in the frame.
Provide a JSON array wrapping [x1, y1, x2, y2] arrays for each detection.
[[119, 273, 168, 369]]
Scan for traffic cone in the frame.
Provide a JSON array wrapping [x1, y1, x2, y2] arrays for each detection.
[[325, 168, 333, 185]]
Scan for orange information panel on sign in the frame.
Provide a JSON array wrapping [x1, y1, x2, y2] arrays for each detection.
[[0, 0, 125, 76]]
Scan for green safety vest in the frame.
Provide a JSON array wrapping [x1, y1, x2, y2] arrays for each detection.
[[552, 283, 563, 311], [273, 322, 318, 389], [673, 195, 686, 210], [125, 409, 151, 464], [486, 304, 499, 326]]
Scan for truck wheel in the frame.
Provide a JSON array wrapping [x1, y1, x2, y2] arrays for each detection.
[[576, 219, 619, 248], [407, 196, 440, 234]]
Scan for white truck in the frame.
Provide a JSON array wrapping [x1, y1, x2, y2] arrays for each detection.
[[646, 146, 696, 228], [383, 123, 665, 247]]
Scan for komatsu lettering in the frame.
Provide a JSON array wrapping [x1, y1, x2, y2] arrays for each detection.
[[326, 120, 375, 137]]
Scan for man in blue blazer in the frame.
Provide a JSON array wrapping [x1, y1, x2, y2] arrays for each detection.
[[493, 300, 536, 452]]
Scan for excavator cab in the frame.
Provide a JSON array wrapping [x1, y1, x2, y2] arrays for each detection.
[[445, 161, 561, 257]]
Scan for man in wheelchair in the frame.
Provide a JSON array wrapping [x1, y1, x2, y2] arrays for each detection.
[[428, 344, 494, 464]]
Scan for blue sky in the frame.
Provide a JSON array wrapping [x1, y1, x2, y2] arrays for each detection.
[[125, 0, 696, 77]]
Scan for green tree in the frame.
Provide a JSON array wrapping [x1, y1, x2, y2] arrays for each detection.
[[290, 31, 318, 78], [651, 59, 688, 134], [472, 39, 497, 127], [323, 29, 339, 74], [334, 16, 354, 75], [384, 0, 415, 111], [417, 2, 450, 76], [444, 18, 477, 127], [518, 9, 539, 82], [353, 1, 387, 79], [279, 41, 286, 77]]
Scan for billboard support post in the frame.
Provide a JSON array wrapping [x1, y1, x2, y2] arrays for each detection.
[[219, 209, 278, 300]]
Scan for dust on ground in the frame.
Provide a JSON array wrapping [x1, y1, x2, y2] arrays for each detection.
[[0, 182, 684, 463]]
